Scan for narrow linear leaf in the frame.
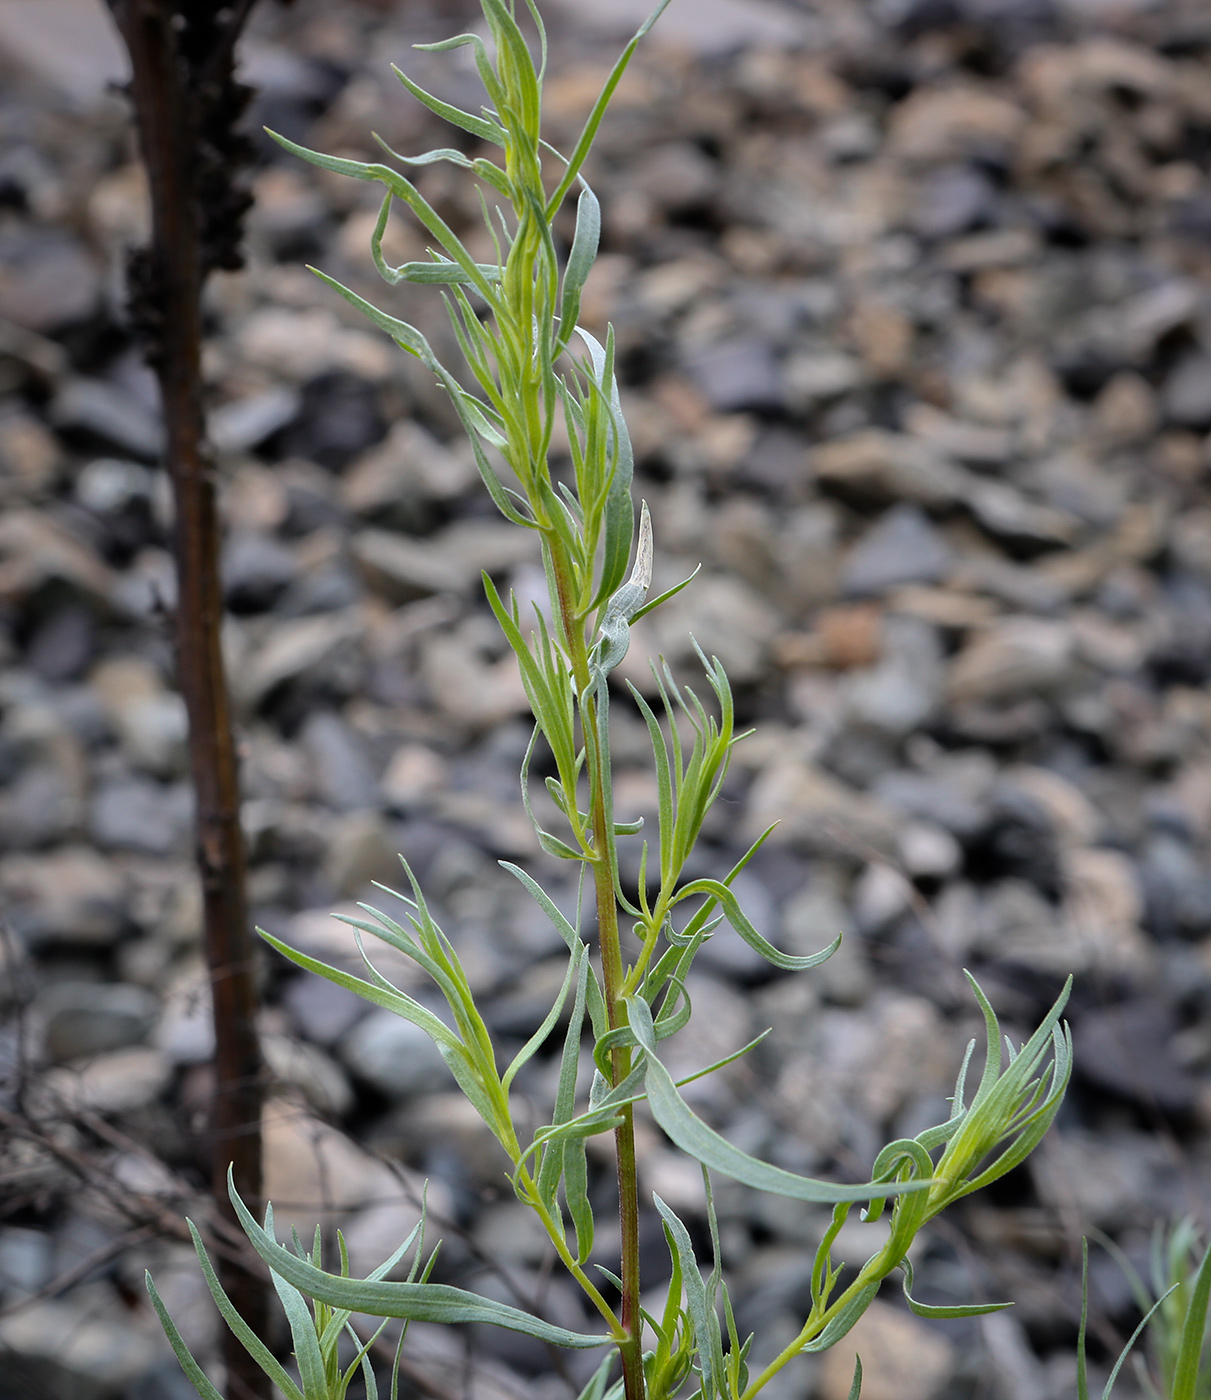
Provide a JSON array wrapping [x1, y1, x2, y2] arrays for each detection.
[[392, 58, 506, 146], [265, 128, 377, 180], [558, 181, 601, 345], [230, 1174, 609, 1349], [654, 1195, 725, 1399], [627, 997, 927, 1205], [146, 1275, 227, 1400], [674, 877, 840, 973], [900, 1259, 1010, 1320], [546, 0, 676, 215], [258, 930, 463, 1056], [183, 1221, 305, 1400], [267, 1264, 327, 1400], [1172, 1232, 1211, 1400]]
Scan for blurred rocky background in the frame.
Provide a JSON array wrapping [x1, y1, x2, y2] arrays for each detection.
[[1, 0, 1211, 1396]]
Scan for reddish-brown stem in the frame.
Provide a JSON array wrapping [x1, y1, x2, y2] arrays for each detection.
[[548, 538, 647, 1400], [104, 4, 266, 1396]]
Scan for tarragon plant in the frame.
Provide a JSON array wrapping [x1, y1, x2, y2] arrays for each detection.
[[150, 4, 1074, 1397]]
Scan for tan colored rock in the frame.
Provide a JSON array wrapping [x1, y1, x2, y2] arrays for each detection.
[[818, 1299, 955, 1400], [324, 811, 404, 898], [0, 411, 61, 498], [1061, 847, 1152, 975], [0, 845, 126, 945], [1093, 371, 1159, 444], [262, 1096, 416, 1239], [812, 430, 968, 510], [889, 85, 1027, 163], [948, 618, 1077, 704], [40, 1046, 172, 1115], [0, 509, 113, 606], [1003, 765, 1100, 848], [747, 758, 900, 858]]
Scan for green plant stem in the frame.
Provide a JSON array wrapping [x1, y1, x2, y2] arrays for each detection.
[[516, 1165, 624, 1336], [741, 1249, 894, 1400], [549, 536, 647, 1400]]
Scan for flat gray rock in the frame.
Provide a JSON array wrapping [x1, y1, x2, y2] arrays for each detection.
[[842, 504, 955, 596], [548, 0, 808, 54]]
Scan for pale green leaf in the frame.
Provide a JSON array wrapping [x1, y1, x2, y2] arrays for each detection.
[[146, 1274, 226, 1400], [654, 1195, 724, 1398], [230, 1174, 608, 1350], [627, 997, 927, 1205], [183, 1220, 304, 1400]]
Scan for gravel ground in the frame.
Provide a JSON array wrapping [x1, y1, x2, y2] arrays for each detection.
[[2, 0, 1211, 1397]]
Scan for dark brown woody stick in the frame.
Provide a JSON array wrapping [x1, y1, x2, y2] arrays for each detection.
[[103, 3, 267, 1395]]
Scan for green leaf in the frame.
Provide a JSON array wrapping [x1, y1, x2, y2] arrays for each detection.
[[537, 953, 591, 1208], [673, 876, 841, 973], [146, 1274, 227, 1400], [626, 997, 928, 1205], [230, 1173, 609, 1350], [1172, 1230, 1211, 1400], [846, 1356, 864, 1400], [565, 1130, 595, 1265], [654, 1196, 724, 1399], [504, 942, 585, 1093], [182, 1220, 305, 1400], [258, 930, 463, 1057], [576, 1355, 618, 1400], [558, 181, 601, 347], [390, 260, 505, 286], [546, 0, 676, 216], [266, 1243, 328, 1400], [900, 1259, 1010, 1320], [630, 564, 702, 625], [391, 57, 507, 146], [577, 329, 635, 613], [265, 128, 378, 181]]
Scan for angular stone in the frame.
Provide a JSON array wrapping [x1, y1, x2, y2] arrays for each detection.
[[0, 508, 114, 607], [747, 757, 900, 857], [842, 505, 954, 596], [0, 0, 128, 103], [812, 431, 969, 510], [341, 421, 476, 516], [948, 619, 1077, 704], [262, 1033, 355, 1119], [684, 337, 785, 413], [0, 228, 100, 331], [324, 811, 403, 896], [338, 1008, 452, 1100], [300, 709, 379, 812], [843, 615, 945, 737], [963, 479, 1078, 553], [889, 85, 1026, 163], [548, 0, 808, 53], [41, 981, 158, 1061], [40, 1046, 172, 1114], [260, 1096, 441, 1240], [1163, 354, 1211, 429], [0, 1287, 158, 1400], [0, 845, 127, 946], [51, 377, 163, 459], [208, 385, 300, 454], [235, 610, 364, 709], [90, 776, 192, 855]]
